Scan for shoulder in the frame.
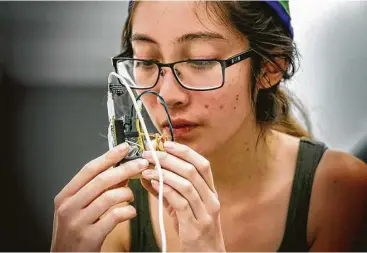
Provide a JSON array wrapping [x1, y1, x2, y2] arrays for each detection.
[[318, 148, 367, 183], [309, 148, 367, 251], [314, 148, 367, 200]]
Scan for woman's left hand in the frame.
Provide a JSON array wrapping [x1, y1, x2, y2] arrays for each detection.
[[140, 141, 226, 252]]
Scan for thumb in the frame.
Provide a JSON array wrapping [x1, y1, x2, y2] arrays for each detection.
[[140, 178, 171, 209], [140, 178, 158, 197]]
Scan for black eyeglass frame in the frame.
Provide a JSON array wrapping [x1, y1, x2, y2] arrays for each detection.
[[111, 49, 253, 91]]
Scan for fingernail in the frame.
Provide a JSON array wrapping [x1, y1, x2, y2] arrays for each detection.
[[164, 141, 175, 149], [138, 159, 149, 168], [151, 179, 158, 187], [142, 151, 152, 158], [117, 142, 129, 152], [142, 169, 154, 177]]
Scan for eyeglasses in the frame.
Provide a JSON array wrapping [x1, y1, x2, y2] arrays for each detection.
[[111, 49, 253, 91]]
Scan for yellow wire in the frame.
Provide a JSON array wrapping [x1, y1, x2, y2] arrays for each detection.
[[135, 111, 169, 153], [136, 118, 145, 152]]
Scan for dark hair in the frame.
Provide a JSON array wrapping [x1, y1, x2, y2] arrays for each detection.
[[120, 1, 312, 138]]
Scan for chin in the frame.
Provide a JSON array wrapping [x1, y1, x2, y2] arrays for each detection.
[[181, 139, 216, 157]]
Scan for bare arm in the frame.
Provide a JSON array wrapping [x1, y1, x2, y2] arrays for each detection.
[[310, 150, 367, 251]]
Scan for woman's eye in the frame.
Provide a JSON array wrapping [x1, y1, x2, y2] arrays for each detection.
[[190, 60, 217, 68], [135, 61, 155, 68]]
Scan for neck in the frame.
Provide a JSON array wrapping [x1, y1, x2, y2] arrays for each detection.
[[206, 119, 276, 197]]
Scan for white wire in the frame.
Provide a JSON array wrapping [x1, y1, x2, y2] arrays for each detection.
[[108, 72, 167, 253]]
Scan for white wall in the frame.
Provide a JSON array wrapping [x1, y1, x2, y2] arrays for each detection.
[[289, 0, 367, 151]]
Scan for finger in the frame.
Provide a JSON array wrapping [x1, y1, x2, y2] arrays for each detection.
[[78, 187, 134, 224], [150, 179, 197, 226], [145, 179, 178, 218], [91, 205, 137, 239], [55, 143, 130, 205], [142, 151, 215, 206], [65, 158, 149, 211], [141, 178, 177, 221], [106, 179, 129, 191], [140, 178, 171, 209], [142, 168, 207, 221], [140, 178, 159, 197], [163, 141, 216, 193]]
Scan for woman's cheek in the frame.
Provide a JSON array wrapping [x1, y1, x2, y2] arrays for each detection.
[[200, 90, 243, 117]]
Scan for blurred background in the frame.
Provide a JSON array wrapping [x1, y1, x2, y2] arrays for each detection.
[[0, 0, 366, 251]]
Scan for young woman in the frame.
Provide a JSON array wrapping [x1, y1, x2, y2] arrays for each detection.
[[51, 1, 367, 252]]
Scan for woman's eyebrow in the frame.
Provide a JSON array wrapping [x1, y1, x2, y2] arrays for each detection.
[[131, 32, 226, 44], [176, 32, 226, 43], [131, 33, 158, 44]]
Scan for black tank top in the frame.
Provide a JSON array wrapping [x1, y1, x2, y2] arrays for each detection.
[[128, 137, 327, 252]]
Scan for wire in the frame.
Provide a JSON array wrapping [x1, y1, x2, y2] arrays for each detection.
[[125, 140, 143, 149], [108, 72, 167, 253], [136, 90, 174, 142], [131, 90, 175, 142], [128, 92, 174, 140]]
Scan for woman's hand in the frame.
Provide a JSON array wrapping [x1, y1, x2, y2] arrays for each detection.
[[51, 143, 149, 252], [140, 141, 226, 252]]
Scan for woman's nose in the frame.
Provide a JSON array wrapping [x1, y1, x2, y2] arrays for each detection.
[[157, 68, 189, 110]]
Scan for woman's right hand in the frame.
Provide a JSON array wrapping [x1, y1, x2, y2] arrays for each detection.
[[50, 143, 149, 252]]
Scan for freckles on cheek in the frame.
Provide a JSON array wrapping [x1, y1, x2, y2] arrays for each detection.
[[200, 90, 242, 113], [233, 93, 239, 110], [217, 93, 241, 111]]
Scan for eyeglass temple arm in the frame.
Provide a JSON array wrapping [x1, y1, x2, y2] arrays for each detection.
[[224, 50, 253, 68]]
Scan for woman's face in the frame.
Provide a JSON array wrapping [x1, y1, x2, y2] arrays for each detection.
[[131, 1, 254, 156]]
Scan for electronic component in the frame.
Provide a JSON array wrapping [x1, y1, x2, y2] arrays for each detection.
[[107, 72, 168, 252], [107, 76, 173, 178]]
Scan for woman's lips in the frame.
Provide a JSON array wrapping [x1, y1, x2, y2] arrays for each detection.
[[162, 120, 199, 138], [163, 126, 198, 138]]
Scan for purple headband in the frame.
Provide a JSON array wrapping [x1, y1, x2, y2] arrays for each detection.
[[264, 1, 294, 38]]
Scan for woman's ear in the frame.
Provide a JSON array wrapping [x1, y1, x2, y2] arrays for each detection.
[[259, 58, 288, 89]]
